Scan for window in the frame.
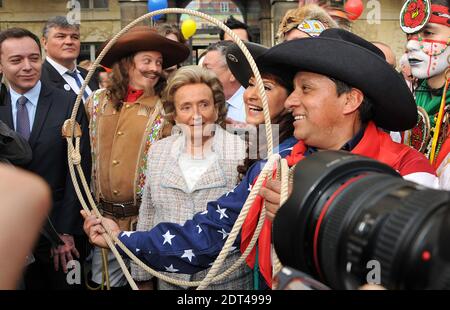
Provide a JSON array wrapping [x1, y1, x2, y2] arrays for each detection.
[[330, 0, 345, 7], [220, 2, 229, 13], [79, 43, 102, 63], [79, 0, 108, 9], [93, 0, 108, 8]]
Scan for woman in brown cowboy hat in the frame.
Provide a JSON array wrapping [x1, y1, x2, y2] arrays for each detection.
[[85, 26, 189, 290]]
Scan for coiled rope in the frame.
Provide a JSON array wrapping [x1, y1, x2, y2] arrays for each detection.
[[64, 8, 291, 290]]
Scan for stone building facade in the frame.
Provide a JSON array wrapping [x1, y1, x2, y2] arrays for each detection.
[[0, 0, 408, 67]]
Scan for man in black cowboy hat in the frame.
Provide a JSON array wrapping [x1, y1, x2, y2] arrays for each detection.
[[81, 29, 438, 289], [244, 28, 440, 288], [258, 28, 443, 214]]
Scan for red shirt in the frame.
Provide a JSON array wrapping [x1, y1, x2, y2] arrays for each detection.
[[241, 121, 436, 288]]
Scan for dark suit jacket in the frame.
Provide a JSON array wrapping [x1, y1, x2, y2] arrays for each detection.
[[41, 59, 99, 98], [0, 83, 91, 239], [0, 120, 32, 166]]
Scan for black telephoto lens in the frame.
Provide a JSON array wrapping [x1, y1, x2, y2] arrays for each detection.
[[273, 151, 450, 290]]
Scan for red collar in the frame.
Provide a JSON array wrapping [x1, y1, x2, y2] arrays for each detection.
[[285, 122, 379, 166], [125, 85, 144, 103]]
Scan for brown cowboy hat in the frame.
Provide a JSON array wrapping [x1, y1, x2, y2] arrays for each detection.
[[99, 26, 190, 68]]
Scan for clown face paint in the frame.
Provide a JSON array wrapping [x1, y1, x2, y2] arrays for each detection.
[[406, 23, 450, 79]]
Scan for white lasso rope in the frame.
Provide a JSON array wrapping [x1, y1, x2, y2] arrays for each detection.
[[65, 8, 288, 290]]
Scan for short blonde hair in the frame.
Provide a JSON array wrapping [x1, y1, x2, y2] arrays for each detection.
[[162, 65, 228, 127], [276, 4, 338, 43]]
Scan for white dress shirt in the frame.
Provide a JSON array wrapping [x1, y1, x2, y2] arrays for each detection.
[[10, 81, 41, 131], [46, 56, 92, 101], [226, 86, 246, 123]]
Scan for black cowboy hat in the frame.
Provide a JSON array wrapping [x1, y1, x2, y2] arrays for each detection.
[[257, 28, 418, 131], [226, 42, 293, 91], [99, 26, 190, 69], [226, 42, 268, 88]]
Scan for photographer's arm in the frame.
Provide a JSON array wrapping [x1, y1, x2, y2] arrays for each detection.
[[0, 166, 51, 289]]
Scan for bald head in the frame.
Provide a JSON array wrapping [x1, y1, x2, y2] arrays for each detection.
[[372, 42, 397, 68]]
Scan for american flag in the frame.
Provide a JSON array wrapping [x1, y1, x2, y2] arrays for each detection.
[[116, 137, 298, 274]]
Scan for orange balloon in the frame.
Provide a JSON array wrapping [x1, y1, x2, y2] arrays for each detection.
[[345, 0, 364, 21]]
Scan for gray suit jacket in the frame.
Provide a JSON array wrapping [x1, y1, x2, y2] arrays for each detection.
[[131, 125, 253, 290]]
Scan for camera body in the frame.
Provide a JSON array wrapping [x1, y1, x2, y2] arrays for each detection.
[[273, 151, 450, 290]]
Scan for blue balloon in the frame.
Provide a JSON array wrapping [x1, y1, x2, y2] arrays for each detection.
[[147, 0, 168, 21]]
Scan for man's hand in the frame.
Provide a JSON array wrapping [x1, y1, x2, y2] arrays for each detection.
[[259, 179, 292, 221], [80, 210, 120, 249], [51, 234, 79, 273]]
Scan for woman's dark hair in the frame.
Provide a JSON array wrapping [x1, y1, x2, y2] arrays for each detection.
[[236, 113, 294, 181], [236, 72, 294, 180]]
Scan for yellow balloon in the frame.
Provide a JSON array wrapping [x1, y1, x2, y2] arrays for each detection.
[[181, 19, 197, 40]]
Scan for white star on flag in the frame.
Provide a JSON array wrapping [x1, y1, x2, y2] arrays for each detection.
[[164, 264, 179, 273], [229, 246, 237, 252], [162, 230, 176, 245], [248, 184, 252, 192], [121, 231, 134, 238], [216, 205, 229, 219], [226, 185, 238, 196], [136, 248, 140, 252], [217, 228, 229, 240], [196, 224, 202, 233], [181, 249, 195, 262], [200, 210, 208, 215]]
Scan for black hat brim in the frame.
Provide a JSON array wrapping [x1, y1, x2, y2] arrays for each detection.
[[226, 42, 294, 91], [258, 36, 417, 131]]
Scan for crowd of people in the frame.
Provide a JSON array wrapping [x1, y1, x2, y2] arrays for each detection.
[[0, 0, 449, 290]]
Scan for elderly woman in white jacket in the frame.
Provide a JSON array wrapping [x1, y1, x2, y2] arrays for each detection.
[[131, 65, 251, 290]]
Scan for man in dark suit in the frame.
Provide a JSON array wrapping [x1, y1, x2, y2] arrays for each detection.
[[40, 16, 98, 102], [0, 27, 91, 289]]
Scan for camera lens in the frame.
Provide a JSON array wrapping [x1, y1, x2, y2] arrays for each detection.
[[273, 151, 450, 289]]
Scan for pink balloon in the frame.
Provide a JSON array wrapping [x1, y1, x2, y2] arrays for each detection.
[[345, 0, 364, 21]]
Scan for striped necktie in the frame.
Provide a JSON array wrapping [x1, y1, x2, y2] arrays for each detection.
[[16, 95, 30, 140]]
